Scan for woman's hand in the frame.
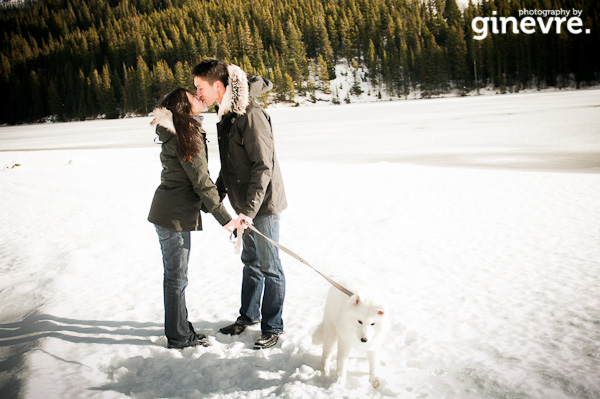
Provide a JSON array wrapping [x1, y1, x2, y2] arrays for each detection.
[[224, 218, 237, 233]]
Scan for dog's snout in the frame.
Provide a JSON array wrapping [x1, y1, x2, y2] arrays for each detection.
[[361, 338, 368, 343]]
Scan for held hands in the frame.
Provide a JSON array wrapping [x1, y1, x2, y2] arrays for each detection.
[[223, 213, 253, 234], [225, 213, 253, 254], [236, 213, 253, 230], [224, 219, 236, 234]]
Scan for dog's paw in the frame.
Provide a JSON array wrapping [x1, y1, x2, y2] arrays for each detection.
[[335, 371, 347, 386], [370, 376, 380, 389]]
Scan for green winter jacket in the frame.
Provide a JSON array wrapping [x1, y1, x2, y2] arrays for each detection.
[[148, 108, 231, 231], [215, 70, 287, 219]]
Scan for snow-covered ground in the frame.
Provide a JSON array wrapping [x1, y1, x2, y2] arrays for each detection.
[[1, 89, 599, 399]]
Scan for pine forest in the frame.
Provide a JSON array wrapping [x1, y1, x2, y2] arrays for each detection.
[[0, 0, 598, 124]]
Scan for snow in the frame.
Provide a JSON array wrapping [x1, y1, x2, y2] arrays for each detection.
[[1, 89, 599, 399]]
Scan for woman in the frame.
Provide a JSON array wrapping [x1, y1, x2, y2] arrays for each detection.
[[148, 88, 235, 349]]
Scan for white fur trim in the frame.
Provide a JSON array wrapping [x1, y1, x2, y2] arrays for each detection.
[[218, 64, 249, 121], [150, 107, 176, 134]]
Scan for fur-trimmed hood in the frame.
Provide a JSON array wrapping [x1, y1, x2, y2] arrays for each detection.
[[150, 107, 176, 134], [150, 107, 204, 140], [218, 64, 273, 121]]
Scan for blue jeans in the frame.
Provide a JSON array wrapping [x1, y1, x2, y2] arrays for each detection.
[[155, 224, 195, 343], [237, 214, 285, 334]]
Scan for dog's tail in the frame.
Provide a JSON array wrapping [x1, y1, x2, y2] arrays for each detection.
[[312, 323, 324, 345]]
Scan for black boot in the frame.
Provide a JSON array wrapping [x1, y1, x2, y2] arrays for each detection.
[[167, 332, 210, 349], [254, 332, 279, 349], [219, 322, 247, 336]]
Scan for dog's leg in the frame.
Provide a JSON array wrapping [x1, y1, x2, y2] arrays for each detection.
[[367, 349, 380, 388], [336, 340, 351, 386], [320, 323, 336, 375]]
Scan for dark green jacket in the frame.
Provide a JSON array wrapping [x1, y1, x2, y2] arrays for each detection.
[[216, 74, 287, 219], [148, 108, 231, 231]]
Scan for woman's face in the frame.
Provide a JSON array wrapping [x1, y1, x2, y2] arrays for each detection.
[[186, 92, 205, 116]]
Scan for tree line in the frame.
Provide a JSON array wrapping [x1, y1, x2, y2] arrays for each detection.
[[0, 0, 598, 124]]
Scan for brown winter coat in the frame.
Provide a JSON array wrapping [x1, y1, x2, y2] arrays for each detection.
[[215, 66, 287, 219], [148, 108, 231, 231]]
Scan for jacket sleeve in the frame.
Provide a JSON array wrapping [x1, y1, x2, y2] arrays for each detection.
[[240, 109, 274, 218], [180, 142, 232, 226], [216, 172, 227, 201]]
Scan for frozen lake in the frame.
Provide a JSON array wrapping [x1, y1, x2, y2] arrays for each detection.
[[1, 89, 599, 399], [2, 89, 600, 172]]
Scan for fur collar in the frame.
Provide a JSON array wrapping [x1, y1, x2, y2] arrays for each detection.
[[218, 64, 249, 121], [150, 107, 176, 134]]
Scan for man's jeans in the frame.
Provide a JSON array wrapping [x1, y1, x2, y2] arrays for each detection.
[[155, 224, 194, 343], [237, 214, 285, 334]]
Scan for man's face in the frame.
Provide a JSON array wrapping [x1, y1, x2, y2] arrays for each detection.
[[194, 76, 220, 106]]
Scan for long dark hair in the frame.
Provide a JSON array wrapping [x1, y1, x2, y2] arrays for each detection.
[[160, 88, 202, 163]]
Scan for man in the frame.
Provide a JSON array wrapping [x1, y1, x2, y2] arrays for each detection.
[[192, 59, 288, 349]]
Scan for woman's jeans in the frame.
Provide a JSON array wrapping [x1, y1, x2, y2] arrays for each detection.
[[155, 224, 194, 343], [237, 214, 286, 334]]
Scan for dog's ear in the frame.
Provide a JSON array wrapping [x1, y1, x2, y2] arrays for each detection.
[[353, 295, 361, 306]]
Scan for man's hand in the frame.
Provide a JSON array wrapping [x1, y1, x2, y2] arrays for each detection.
[[236, 213, 253, 230]]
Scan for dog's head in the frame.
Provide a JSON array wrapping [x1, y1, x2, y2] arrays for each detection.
[[348, 293, 387, 344]]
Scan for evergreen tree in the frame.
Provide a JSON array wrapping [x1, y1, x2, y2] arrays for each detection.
[[173, 61, 189, 89], [239, 21, 255, 59], [101, 64, 119, 119], [351, 69, 363, 96], [0, 0, 598, 124], [447, 25, 469, 93], [77, 68, 89, 119], [152, 59, 175, 102], [137, 56, 153, 114], [47, 79, 63, 120], [283, 73, 295, 101], [90, 68, 104, 115], [273, 63, 285, 101], [367, 39, 378, 86], [443, 0, 462, 27], [316, 54, 330, 93], [29, 70, 44, 120]]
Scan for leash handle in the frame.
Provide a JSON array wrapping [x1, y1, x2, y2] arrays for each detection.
[[234, 227, 243, 254], [229, 228, 244, 254], [244, 224, 354, 297]]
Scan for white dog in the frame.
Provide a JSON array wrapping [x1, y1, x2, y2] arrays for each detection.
[[313, 284, 389, 388]]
